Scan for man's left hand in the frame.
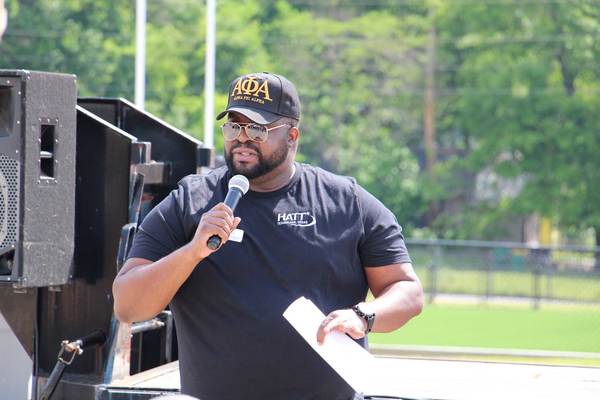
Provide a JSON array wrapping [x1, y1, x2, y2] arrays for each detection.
[[316, 308, 367, 345]]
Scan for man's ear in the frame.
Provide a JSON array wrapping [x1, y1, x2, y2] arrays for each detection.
[[288, 127, 299, 144]]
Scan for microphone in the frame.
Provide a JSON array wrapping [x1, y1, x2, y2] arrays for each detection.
[[207, 174, 250, 250]]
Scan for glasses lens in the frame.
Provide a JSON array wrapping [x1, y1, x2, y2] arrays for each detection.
[[245, 124, 268, 142], [222, 122, 240, 141]]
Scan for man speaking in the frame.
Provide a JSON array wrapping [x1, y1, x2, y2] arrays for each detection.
[[113, 72, 423, 400]]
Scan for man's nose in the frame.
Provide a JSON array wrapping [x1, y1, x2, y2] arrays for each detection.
[[236, 126, 251, 143]]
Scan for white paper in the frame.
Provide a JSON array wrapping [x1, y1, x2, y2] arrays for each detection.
[[228, 229, 244, 242], [282, 296, 376, 393]]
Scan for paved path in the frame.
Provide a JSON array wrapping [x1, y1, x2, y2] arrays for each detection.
[[368, 356, 600, 400], [431, 293, 600, 307]]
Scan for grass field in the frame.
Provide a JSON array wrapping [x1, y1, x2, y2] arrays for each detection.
[[369, 302, 600, 366]]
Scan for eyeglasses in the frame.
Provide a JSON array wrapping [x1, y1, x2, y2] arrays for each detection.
[[221, 121, 291, 143]]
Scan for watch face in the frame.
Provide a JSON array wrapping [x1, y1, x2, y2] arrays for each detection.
[[357, 303, 374, 317]]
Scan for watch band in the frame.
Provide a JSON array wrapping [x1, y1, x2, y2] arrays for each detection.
[[351, 304, 375, 334]]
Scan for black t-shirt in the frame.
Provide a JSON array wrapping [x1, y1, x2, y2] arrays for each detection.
[[128, 163, 411, 400]]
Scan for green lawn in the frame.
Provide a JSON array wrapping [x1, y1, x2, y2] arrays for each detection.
[[369, 303, 600, 354]]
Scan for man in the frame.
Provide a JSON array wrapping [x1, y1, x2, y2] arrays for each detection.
[[113, 72, 423, 400]]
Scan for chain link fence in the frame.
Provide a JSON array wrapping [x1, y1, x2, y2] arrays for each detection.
[[406, 239, 600, 308]]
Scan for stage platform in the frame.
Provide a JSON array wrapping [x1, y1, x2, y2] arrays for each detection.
[[111, 356, 600, 400]]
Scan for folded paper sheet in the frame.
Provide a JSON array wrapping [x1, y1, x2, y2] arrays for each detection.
[[282, 296, 377, 394]]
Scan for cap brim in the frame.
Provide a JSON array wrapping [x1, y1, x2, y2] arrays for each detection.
[[216, 106, 280, 125]]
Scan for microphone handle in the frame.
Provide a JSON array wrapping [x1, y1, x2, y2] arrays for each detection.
[[207, 188, 243, 250], [207, 235, 222, 250], [223, 188, 243, 210]]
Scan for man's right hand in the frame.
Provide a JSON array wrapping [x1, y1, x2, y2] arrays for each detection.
[[187, 202, 241, 260]]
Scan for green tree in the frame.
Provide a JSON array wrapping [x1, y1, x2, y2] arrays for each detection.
[[262, 2, 426, 225], [144, 0, 204, 135], [431, 1, 600, 264], [0, 0, 135, 97], [5, 0, 599, 256]]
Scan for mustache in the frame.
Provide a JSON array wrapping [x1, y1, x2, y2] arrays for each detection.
[[231, 142, 260, 154]]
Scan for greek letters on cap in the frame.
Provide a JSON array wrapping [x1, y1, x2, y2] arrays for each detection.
[[231, 75, 273, 105]]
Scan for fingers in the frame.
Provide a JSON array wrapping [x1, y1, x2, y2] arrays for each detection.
[[192, 202, 241, 256], [202, 217, 232, 241], [212, 201, 235, 215], [214, 216, 243, 246], [316, 309, 366, 345], [207, 204, 235, 225], [201, 215, 234, 231], [233, 216, 242, 230]]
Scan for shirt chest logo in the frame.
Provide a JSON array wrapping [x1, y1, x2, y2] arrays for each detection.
[[276, 211, 316, 227]]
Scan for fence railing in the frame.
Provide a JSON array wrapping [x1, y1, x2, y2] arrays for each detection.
[[405, 239, 600, 308]]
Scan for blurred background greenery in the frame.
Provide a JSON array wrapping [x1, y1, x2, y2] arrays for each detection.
[[3, 0, 600, 246], [1, 0, 599, 362]]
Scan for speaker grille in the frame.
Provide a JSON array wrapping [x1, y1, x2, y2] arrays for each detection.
[[0, 154, 19, 250]]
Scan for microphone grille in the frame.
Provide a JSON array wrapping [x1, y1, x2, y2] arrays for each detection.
[[229, 174, 250, 194]]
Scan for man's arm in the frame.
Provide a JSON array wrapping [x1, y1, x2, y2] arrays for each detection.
[[317, 262, 423, 343], [113, 250, 200, 323], [112, 203, 240, 323]]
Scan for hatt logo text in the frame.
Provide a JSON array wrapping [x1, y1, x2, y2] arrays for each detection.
[[276, 212, 316, 227]]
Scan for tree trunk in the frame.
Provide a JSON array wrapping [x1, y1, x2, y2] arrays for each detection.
[[423, 15, 438, 225], [595, 228, 600, 272]]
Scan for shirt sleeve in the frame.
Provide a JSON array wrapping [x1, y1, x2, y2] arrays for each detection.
[[127, 183, 188, 262], [356, 183, 412, 267]]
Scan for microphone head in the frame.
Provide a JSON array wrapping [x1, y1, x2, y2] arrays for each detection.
[[229, 174, 250, 194]]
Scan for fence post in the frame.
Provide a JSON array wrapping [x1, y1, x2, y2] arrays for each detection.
[[427, 245, 440, 304], [546, 266, 553, 301], [485, 248, 493, 303], [532, 263, 541, 310]]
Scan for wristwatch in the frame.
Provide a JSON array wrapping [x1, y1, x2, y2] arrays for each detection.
[[351, 303, 375, 334]]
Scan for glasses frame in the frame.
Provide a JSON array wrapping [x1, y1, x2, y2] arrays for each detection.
[[221, 121, 292, 143]]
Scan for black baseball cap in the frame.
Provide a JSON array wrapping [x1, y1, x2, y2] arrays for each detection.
[[216, 72, 301, 124]]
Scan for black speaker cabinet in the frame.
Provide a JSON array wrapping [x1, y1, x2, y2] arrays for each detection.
[[0, 70, 77, 287]]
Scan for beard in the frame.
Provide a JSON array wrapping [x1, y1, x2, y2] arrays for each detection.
[[225, 141, 289, 179]]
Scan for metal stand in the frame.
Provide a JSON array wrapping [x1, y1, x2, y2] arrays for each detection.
[[39, 330, 106, 400]]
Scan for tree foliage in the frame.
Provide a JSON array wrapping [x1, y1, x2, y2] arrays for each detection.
[[1, 0, 135, 96], [430, 1, 600, 247], [1, 0, 600, 248]]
